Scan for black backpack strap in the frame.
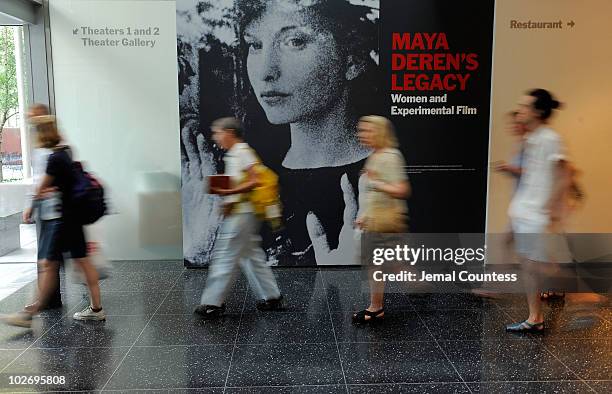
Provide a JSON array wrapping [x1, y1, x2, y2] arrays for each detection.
[[53, 145, 74, 161]]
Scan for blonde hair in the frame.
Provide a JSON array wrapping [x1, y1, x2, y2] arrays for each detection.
[[31, 115, 61, 148], [359, 115, 398, 149]]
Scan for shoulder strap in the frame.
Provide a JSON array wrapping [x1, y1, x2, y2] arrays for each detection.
[[52, 145, 73, 158]]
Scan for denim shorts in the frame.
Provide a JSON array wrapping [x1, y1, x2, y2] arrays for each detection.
[[38, 219, 87, 261]]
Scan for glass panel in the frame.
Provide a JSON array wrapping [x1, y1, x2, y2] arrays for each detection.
[[0, 26, 28, 183]]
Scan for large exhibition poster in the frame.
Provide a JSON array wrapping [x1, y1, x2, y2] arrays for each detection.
[[177, 0, 495, 266]]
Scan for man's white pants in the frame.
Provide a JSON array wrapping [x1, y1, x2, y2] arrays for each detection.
[[201, 212, 280, 307]]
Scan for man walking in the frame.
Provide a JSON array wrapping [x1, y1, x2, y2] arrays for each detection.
[[196, 117, 283, 318]]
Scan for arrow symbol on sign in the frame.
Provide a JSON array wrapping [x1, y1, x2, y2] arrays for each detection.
[[567, 20, 575, 28], [73, 28, 79, 35]]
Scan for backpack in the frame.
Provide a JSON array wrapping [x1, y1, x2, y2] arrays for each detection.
[[241, 149, 283, 230], [71, 161, 107, 225]]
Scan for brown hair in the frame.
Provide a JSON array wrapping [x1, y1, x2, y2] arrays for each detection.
[[27, 103, 50, 118], [32, 116, 61, 148]]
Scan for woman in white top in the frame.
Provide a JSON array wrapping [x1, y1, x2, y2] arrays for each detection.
[[506, 89, 571, 333]]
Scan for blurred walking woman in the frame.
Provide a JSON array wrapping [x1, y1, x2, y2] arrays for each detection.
[[4, 116, 105, 328], [353, 116, 410, 324]]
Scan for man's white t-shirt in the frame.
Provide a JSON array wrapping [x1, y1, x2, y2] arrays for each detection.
[[223, 142, 257, 214], [509, 126, 566, 227]]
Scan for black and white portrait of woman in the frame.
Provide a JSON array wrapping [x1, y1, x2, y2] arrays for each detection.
[[178, 0, 381, 266]]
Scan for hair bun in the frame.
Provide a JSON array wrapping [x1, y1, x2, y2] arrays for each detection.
[[551, 100, 561, 109]]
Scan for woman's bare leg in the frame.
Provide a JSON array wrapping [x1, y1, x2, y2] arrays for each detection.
[[31, 259, 60, 314], [368, 277, 385, 311], [75, 257, 102, 309]]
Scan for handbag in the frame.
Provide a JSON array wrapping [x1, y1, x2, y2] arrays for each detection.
[[362, 150, 409, 233], [365, 207, 407, 233]]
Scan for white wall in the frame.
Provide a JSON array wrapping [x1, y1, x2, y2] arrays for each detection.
[[487, 0, 612, 261], [0, 181, 30, 218], [49, 0, 182, 260]]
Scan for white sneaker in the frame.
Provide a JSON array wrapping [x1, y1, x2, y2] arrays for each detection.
[[73, 306, 106, 321]]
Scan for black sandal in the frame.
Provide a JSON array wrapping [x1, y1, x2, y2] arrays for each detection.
[[540, 291, 565, 301], [352, 308, 385, 324]]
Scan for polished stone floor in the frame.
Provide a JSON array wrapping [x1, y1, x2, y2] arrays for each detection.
[[0, 262, 610, 393]]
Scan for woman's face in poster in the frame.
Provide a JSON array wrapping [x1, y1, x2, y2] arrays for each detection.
[[244, 4, 348, 125]]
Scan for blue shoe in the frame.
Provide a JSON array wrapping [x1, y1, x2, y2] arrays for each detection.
[[506, 320, 544, 333]]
